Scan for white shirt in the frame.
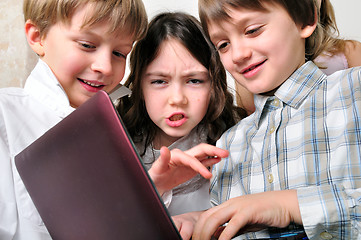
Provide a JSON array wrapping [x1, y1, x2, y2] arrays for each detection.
[[0, 59, 74, 240]]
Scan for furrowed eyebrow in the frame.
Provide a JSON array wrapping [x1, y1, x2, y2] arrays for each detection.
[[183, 71, 209, 78], [144, 72, 170, 78]]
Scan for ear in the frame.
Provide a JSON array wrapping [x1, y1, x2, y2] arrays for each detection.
[[299, 7, 318, 39], [299, 22, 317, 39], [25, 19, 45, 57]]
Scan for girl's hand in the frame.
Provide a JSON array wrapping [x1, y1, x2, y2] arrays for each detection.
[[192, 190, 302, 240], [148, 143, 228, 195]]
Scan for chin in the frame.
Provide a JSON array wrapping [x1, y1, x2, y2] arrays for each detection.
[[167, 130, 190, 138]]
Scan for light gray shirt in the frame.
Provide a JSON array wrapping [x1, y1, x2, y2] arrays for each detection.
[[136, 127, 212, 215]]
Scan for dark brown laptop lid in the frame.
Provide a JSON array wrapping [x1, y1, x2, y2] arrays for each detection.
[[15, 91, 181, 240]]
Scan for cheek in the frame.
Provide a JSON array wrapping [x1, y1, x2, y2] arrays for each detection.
[[142, 91, 161, 116], [107, 67, 126, 91], [144, 99, 161, 124], [195, 93, 210, 103], [220, 55, 233, 72], [51, 59, 82, 85], [193, 92, 211, 113], [60, 56, 86, 76], [113, 63, 126, 81], [142, 89, 155, 106]]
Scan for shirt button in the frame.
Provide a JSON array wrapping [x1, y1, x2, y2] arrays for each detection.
[[320, 232, 333, 239], [269, 126, 276, 134], [273, 99, 280, 107], [267, 174, 274, 183]]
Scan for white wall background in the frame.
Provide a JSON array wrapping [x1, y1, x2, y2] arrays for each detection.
[[1, 0, 360, 88], [329, 0, 361, 41], [142, 0, 198, 19]]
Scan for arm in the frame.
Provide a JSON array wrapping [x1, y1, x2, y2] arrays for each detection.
[[297, 184, 361, 239], [148, 143, 228, 195], [0, 118, 17, 239]]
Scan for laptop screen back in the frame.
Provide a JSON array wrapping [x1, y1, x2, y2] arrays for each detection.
[[15, 91, 181, 240]]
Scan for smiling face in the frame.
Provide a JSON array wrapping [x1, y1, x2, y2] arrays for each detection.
[[38, 4, 134, 108], [207, 3, 313, 95], [141, 39, 211, 148]]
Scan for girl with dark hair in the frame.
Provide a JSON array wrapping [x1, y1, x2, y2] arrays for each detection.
[[117, 12, 246, 216]]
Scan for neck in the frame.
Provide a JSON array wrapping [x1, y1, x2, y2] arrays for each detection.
[[152, 132, 182, 150]]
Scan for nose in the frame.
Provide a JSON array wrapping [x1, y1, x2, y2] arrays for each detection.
[[231, 39, 251, 63], [91, 51, 113, 76], [168, 84, 188, 106]]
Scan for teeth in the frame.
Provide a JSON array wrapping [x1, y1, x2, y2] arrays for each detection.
[[244, 60, 266, 74], [244, 65, 256, 73], [81, 79, 102, 87], [170, 114, 184, 121]]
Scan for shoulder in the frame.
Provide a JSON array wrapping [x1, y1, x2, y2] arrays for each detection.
[[344, 40, 361, 68], [0, 86, 50, 120], [0, 87, 27, 95], [325, 66, 361, 85], [216, 118, 249, 149], [0, 87, 39, 122], [322, 67, 361, 104], [0, 87, 29, 105]]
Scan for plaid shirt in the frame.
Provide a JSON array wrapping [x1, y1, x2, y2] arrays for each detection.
[[213, 61, 361, 239]]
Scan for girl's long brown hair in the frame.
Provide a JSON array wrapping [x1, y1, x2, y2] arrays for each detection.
[[117, 12, 246, 156]]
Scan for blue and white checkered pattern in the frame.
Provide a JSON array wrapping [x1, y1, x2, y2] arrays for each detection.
[[212, 61, 361, 239]]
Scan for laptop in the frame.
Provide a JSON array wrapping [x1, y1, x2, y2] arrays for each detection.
[[15, 90, 182, 240]]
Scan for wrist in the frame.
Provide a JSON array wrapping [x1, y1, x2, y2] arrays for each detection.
[[148, 169, 164, 195], [283, 189, 303, 225]]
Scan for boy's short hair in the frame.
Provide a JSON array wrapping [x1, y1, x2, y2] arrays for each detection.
[[23, 0, 148, 41], [198, 0, 323, 61]]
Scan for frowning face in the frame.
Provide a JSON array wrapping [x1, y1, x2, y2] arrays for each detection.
[[141, 39, 211, 148]]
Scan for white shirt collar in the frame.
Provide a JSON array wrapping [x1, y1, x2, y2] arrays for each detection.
[[24, 59, 75, 118]]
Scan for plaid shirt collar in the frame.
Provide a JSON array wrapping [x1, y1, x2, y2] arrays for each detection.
[[253, 61, 326, 129]]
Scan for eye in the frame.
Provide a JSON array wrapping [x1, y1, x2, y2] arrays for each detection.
[[79, 42, 95, 50], [150, 79, 167, 85], [217, 41, 230, 52], [188, 79, 204, 84], [245, 26, 263, 36], [113, 51, 126, 59]]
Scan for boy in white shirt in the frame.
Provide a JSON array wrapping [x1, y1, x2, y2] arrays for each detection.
[[0, 1, 148, 239]]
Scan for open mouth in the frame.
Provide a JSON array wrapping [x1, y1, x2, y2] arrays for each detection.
[[78, 78, 104, 88], [169, 114, 184, 121], [242, 59, 267, 74], [166, 113, 187, 127]]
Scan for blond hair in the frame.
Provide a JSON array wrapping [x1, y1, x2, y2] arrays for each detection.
[[23, 0, 148, 40]]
